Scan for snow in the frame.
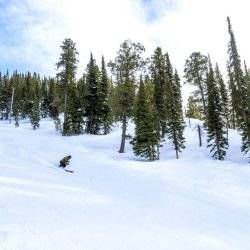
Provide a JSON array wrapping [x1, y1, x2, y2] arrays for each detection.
[[0, 118, 250, 250]]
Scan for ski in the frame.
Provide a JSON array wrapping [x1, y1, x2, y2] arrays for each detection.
[[64, 169, 74, 173]]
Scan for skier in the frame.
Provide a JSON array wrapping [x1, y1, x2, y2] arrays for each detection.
[[59, 155, 72, 168]]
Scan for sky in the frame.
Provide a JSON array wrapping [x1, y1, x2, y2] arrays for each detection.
[[0, 0, 250, 101]]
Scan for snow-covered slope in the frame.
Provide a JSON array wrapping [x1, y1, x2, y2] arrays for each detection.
[[0, 118, 250, 250]]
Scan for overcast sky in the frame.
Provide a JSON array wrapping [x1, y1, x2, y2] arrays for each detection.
[[0, 0, 249, 100]]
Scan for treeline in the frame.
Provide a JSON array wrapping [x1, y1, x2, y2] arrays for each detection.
[[0, 71, 55, 129], [0, 17, 249, 161]]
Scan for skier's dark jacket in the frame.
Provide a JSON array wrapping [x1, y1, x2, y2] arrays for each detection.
[[59, 155, 72, 168]]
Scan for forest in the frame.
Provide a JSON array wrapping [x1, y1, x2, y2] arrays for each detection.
[[0, 16, 249, 162]]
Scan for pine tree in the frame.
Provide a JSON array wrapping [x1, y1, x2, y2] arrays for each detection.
[[227, 17, 250, 156], [47, 78, 61, 131], [184, 52, 208, 118], [29, 75, 41, 130], [109, 40, 145, 153], [11, 72, 22, 127], [206, 59, 228, 160], [22, 72, 33, 119], [77, 74, 87, 115], [214, 63, 230, 139], [85, 53, 101, 134], [131, 77, 159, 161], [144, 75, 154, 104], [109, 77, 120, 123], [30, 98, 40, 130], [150, 47, 167, 142], [40, 78, 50, 118], [150, 48, 169, 158], [242, 62, 250, 155], [165, 55, 185, 159], [99, 56, 112, 135], [56, 38, 79, 135], [227, 63, 237, 129], [47, 78, 57, 115], [0, 71, 12, 120], [63, 84, 84, 135]]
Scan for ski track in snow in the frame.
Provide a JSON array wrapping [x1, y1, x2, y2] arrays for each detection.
[[0, 118, 250, 250]]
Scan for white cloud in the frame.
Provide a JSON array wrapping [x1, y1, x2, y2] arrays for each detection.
[[1, 0, 250, 102]]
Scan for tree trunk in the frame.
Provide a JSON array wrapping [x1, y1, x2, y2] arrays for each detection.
[[156, 145, 160, 160], [119, 115, 127, 153], [244, 112, 250, 150], [198, 124, 202, 147], [175, 149, 179, 159]]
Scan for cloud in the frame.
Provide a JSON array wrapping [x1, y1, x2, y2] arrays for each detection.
[[0, 0, 181, 76], [0, 0, 250, 102], [141, 0, 178, 22]]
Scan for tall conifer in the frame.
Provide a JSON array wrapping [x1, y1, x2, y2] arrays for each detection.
[[150, 47, 167, 140], [227, 17, 250, 155], [165, 55, 185, 159], [99, 56, 112, 134], [85, 53, 101, 134], [56, 38, 79, 135], [131, 77, 159, 161], [206, 59, 228, 160], [215, 63, 230, 139]]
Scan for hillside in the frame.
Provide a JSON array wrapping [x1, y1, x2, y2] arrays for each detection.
[[0, 118, 250, 250]]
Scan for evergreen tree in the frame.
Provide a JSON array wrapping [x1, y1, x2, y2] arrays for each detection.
[[85, 53, 101, 134], [29, 75, 41, 130], [11, 72, 22, 127], [227, 17, 250, 155], [40, 78, 50, 118], [30, 98, 40, 130], [214, 63, 230, 139], [131, 77, 159, 161], [150, 47, 167, 141], [99, 56, 112, 135], [77, 74, 87, 115], [109, 40, 145, 153], [242, 62, 250, 155], [108, 77, 120, 123], [184, 52, 208, 117], [22, 72, 33, 119], [165, 55, 185, 159], [206, 59, 228, 160], [0, 71, 12, 120], [227, 63, 237, 129], [47, 78, 57, 116], [56, 38, 79, 135], [63, 84, 84, 135]]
